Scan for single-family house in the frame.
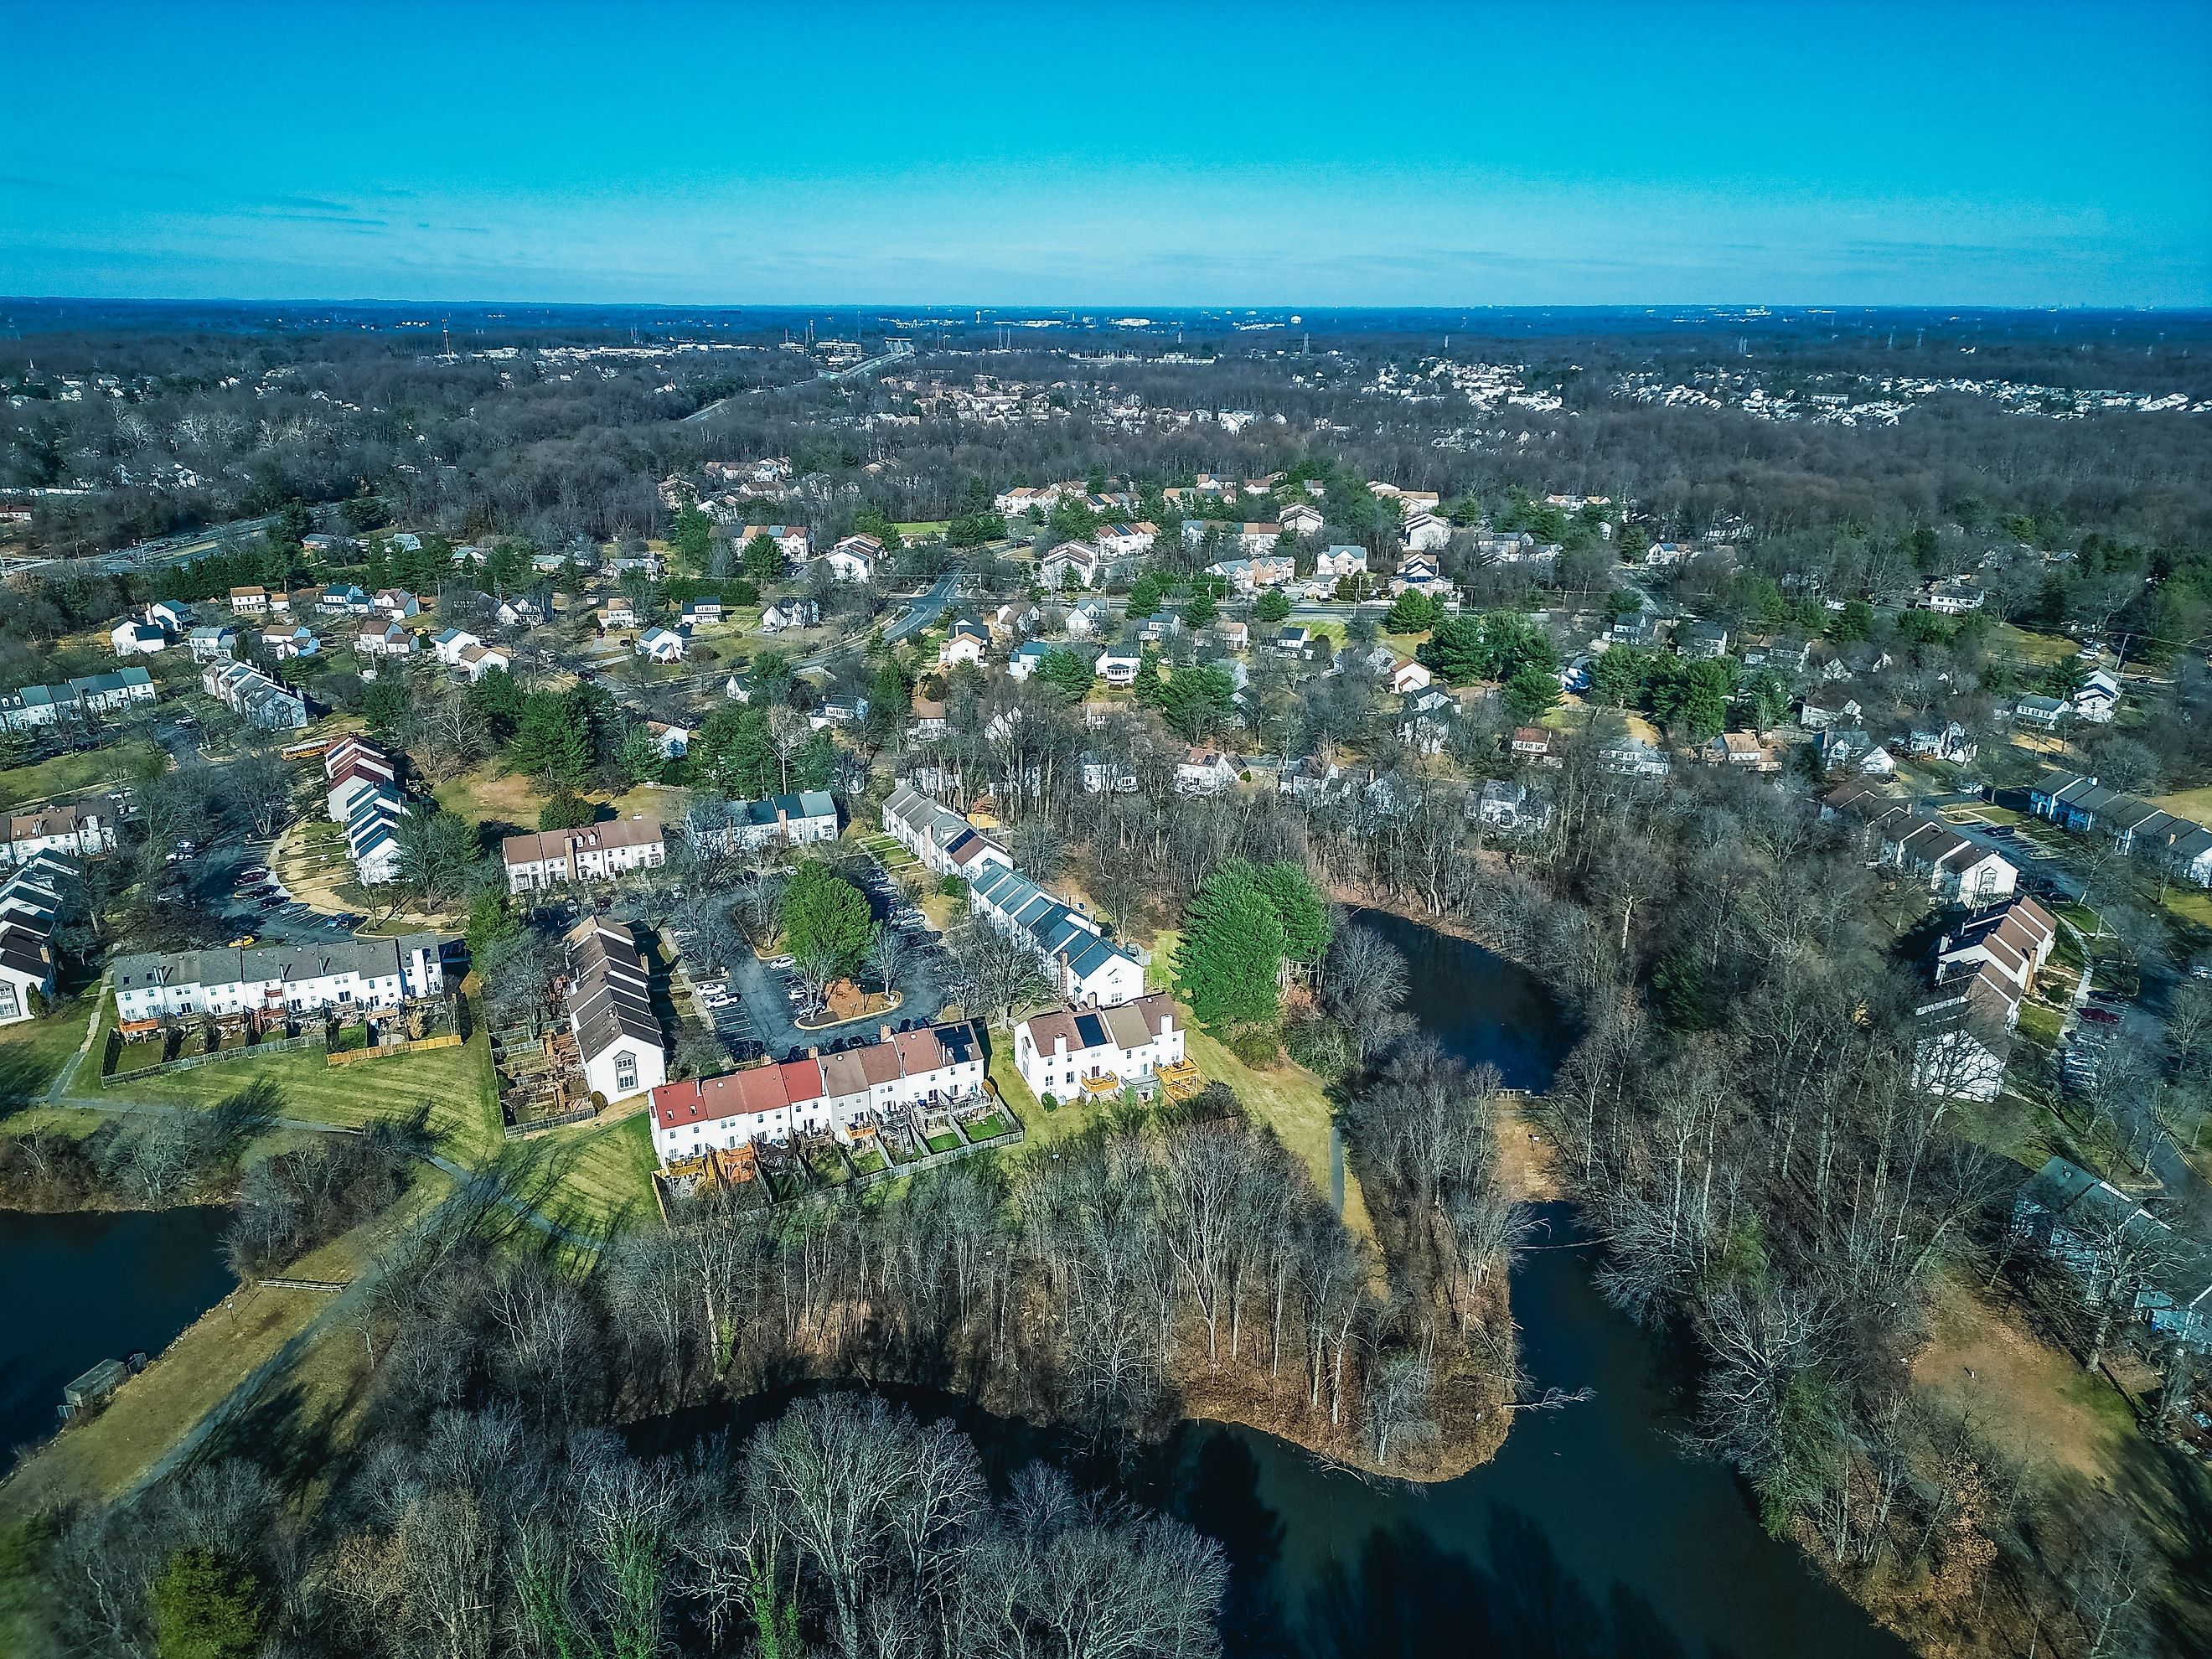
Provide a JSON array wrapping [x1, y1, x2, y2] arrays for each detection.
[[2073, 669, 2121, 725], [1065, 601, 1108, 638], [1176, 749, 1238, 796], [110, 618, 168, 656], [760, 597, 820, 633], [2014, 695, 2068, 730], [1094, 649, 1143, 688], [1474, 779, 1553, 833], [938, 618, 990, 667], [635, 626, 687, 664]]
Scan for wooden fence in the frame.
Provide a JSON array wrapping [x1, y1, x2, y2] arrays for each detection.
[[326, 1031, 462, 1067]]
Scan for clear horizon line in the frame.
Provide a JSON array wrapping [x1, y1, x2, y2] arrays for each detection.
[[3, 293, 2209, 317]]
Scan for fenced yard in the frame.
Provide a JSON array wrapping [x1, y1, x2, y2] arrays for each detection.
[[657, 1091, 1023, 1217]]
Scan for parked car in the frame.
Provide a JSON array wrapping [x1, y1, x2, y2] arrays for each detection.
[[2080, 1006, 2122, 1026], [2087, 988, 2128, 1005], [769, 954, 796, 969]]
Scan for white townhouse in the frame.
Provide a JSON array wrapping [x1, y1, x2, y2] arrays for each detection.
[[0, 669, 158, 732], [882, 783, 1011, 880], [688, 790, 840, 855], [501, 818, 668, 893], [324, 735, 396, 818], [966, 861, 1145, 1008], [112, 934, 445, 1026], [188, 624, 237, 661], [1014, 995, 1184, 1103], [1400, 511, 1451, 551], [1094, 521, 1156, 560], [565, 917, 667, 1105], [3, 801, 121, 868], [1315, 545, 1368, 581], [738, 523, 811, 566], [0, 851, 75, 1026], [1279, 502, 1324, 540], [647, 1018, 988, 1167], [1037, 541, 1101, 589], [202, 661, 306, 729]]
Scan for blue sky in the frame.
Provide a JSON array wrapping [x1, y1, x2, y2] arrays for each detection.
[[3, 1, 2207, 306]]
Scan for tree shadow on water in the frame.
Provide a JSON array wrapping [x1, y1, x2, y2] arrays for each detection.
[[1171, 1429, 1295, 1659], [1297, 1507, 1708, 1659]]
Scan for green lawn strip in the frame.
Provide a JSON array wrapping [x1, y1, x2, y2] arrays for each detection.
[[0, 740, 159, 812], [525, 1110, 658, 1242]]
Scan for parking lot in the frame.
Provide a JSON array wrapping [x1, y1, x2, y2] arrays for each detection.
[[181, 831, 364, 947], [673, 858, 958, 1067]]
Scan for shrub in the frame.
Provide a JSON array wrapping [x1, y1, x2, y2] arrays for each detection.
[[1040, 1091, 1058, 1112], [1227, 1025, 1281, 1067]]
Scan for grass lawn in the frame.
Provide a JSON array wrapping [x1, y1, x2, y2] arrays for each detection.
[[433, 760, 682, 848], [894, 521, 950, 538], [116, 1023, 501, 1164], [0, 1003, 96, 1098], [1994, 623, 2079, 668], [0, 740, 159, 811], [529, 1111, 657, 1240], [2156, 784, 2212, 826], [1910, 1269, 2139, 1484], [2016, 1000, 2065, 1048]]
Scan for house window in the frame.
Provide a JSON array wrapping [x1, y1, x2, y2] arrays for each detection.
[[615, 1052, 638, 1093], [0, 983, 17, 1019]]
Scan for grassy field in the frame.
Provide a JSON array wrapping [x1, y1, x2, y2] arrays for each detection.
[[432, 760, 683, 847], [116, 1025, 501, 1163], [1994, 622, 2080, 668], [0, 740, 159, 811]]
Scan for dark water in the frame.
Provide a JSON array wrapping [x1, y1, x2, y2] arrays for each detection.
[[1165, 1210, 1904, 1658], [1350, 906, 1579, 1091], [0, 1207, 236, 1472]]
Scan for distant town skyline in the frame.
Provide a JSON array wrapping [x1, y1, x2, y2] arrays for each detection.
[[4, 0, 2208, 308]]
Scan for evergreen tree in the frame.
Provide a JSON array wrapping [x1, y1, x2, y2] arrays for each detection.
[[1176, 861, 1288, 1030]]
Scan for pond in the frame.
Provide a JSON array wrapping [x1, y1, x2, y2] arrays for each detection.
[[1164, 1205, 1904, 1657], [1348, 905, 1579, 1091], [0, 1206, 236, 1474]]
